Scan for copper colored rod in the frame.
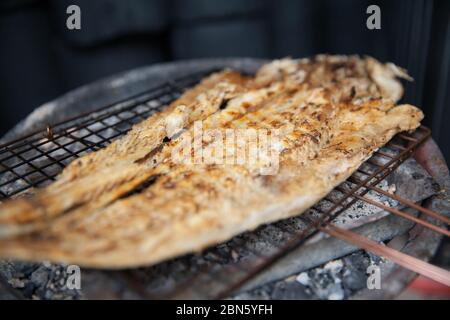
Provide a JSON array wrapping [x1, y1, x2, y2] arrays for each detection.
[[398, 133, 419, 142], [349, 176, 450, 225], [321, 224, 450, 287], [335, 185, 450, 237], [315, 138, 419, 227], [389, 143, 407, 150]]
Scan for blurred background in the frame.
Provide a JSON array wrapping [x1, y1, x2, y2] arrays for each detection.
[[0, 0, 448, 164]]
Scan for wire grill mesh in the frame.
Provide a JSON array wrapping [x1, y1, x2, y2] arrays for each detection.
[[0, 69, 448, 299], [0, 70, 215, 200]]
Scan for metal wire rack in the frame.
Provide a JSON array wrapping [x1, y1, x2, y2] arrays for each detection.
[[0, 69, 449, 299]]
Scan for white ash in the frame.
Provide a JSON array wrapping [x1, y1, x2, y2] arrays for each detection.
[[332, 179, 399, 228], [239, 251, 375, 300], [299, 259, 345, 300], [296, 272, 311, 286]]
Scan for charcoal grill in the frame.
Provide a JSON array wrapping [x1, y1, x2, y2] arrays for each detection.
[[0, 59, 449, 300]]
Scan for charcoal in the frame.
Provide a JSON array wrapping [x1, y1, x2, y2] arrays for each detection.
[[0, 60, 443, 300]]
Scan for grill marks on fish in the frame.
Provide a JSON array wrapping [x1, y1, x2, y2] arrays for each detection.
[[56, 70, 249, 183], [118, 174, 163, 199], [0, 71, 249, 229], [0, 72, 289, 233], [134, 141, 165, 165], [0, 56, 423, 267]]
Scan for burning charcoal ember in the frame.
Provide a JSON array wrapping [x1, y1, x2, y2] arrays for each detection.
[[30, 266, 49, 287], [270, 279, 309, 300], [8, 278, 25, 289], [235, 251, 374, 300], [342, 252, 370, 292], [301, 260, 345, 300], [233, 288, 271, 300], [0, 261, 81, 300], [367, 251, 385, 266], [22, 282, 35, 299]]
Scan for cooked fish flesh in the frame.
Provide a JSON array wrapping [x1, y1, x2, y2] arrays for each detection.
[[0, 55, 423, 268]]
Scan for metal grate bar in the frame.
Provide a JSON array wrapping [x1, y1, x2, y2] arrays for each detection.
[[209, 127, 443, 299], [0, 69, 447, 299], [0, 70, 213, 200], [0, 69, 207, 151], [321, 224, 450, 287], [350, 179, 450, 225], [334, 184, 450, 237]]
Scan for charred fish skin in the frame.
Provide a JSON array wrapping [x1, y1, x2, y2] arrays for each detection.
[[0, 55, 422, 268]]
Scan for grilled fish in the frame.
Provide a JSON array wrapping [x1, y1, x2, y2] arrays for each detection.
[[0, 56, 423, 267]]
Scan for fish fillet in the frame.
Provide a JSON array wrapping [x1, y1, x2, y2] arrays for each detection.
[[0, 55, 423, 268]]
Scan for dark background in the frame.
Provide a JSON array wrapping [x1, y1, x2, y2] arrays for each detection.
[[0, 0, 449, 163]]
